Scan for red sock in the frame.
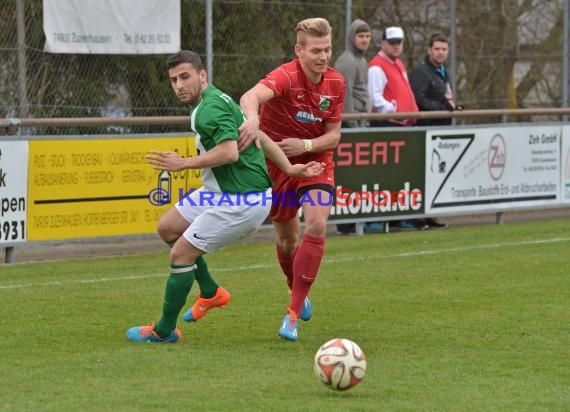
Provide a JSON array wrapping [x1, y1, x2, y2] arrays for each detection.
[[290, 234, 325, 315], [276, 244, 297, 290]]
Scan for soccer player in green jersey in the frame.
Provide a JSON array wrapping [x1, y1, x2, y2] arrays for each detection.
[[127, 50, 324, 343]]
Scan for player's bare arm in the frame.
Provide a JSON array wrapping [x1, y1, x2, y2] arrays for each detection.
[[238, 83, 275, 152], [146, 140, 239, 171], [259, 131, 325, 177], [276, 121, 342, 157]]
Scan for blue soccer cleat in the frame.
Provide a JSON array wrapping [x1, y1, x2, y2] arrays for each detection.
[[126, 322, 181, 343], [278, 309, 299, 341], [300, 297, 312, 321]]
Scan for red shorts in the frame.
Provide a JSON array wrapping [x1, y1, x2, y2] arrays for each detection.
[[267, 151, 335, 222]]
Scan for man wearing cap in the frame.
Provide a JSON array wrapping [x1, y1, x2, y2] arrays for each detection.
[[368, 26, 421, 231], [368, 26, 418, 127]]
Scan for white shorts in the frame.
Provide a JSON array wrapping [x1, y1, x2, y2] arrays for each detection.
[[175, 187, 272, 253]]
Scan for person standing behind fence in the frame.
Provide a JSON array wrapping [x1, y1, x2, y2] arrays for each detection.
[[334, 19, 382, 234], [335, 19, 371, 129], [368, 26, 419, 231], [410, 32, 459, 127], [239, 17, 345, 341], [409, 33, 458, 229], [367, 26, 418, 128]]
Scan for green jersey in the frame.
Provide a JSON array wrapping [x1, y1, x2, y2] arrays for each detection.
[[191, 85, 272, 194]]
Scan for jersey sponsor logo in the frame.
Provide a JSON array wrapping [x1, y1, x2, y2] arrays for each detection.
[[295, 110, 322, 124], [319, 96, 331, 110]]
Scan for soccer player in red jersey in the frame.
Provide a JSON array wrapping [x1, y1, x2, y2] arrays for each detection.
[[239, 18, 345, 341]]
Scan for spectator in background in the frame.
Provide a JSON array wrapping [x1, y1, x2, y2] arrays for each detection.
[[334, 19, 382, 234], [335, 19, 371, 129], [410, 32, 457, 127], [410, 32, 456, 228], [368, 26, 420, 231], [368, 26, 418, 128]]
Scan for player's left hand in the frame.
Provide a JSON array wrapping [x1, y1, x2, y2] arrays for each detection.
[[278, 138, 306, 157], [145, 150, 188, 172], [288, 161, 326, 178]]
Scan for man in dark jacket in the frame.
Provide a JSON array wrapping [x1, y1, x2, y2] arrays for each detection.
[[410, 33, 457, 127], [410, 33, 452, 228]]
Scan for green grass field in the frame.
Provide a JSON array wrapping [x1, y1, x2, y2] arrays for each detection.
[[1, 219, 569, 411]]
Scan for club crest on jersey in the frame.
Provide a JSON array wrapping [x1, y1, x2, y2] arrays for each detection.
[[319, 96, 331, 110], [295, 110, 322, 123]]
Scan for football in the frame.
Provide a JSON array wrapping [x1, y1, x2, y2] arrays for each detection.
[[313, 338, 367, 391]]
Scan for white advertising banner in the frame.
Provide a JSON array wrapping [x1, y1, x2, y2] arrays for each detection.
[[425, 126, 561, 214], [43, 0, 180, 54], [562, 125, 570, 203], [0, 141, 28, 244]]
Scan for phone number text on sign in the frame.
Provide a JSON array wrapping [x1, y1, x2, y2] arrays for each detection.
[[0, 220, 25, 242]]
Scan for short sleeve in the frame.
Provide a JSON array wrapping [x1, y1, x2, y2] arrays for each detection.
[[259, 66, 290, 98], [197, 99, 239, 145]]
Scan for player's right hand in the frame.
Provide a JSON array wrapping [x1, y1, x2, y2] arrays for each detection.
[[238, 117, 261, 152], [145, 150, 189, 172]]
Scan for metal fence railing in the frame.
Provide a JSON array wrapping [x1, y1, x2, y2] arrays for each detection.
[[2, 109, 570, 134]]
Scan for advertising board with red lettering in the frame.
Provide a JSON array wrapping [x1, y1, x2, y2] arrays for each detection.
[[331, 130, 426, 222]]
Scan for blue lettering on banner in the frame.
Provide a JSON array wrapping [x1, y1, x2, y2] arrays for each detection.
[[178, 188, 197, 206], [169, 189, 336, 208]]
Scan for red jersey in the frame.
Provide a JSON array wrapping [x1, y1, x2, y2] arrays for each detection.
[[259, 59, 345, 164]]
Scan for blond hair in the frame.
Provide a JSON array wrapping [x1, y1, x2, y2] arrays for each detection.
[[295, 18, 332, 45]]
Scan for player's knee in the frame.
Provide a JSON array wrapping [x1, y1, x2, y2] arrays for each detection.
[[277, 237, 298, 255], [169, 245, 195, 266], [157, 217, 178, 241], [156, 216, 169, 236], [303, 219, 327, 237]]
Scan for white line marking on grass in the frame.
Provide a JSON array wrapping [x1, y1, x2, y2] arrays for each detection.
[[1, 237, 568, 290], [332, 237, 570, 262], [0, 264, 272, 290], [0, 273, 163, 290]]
